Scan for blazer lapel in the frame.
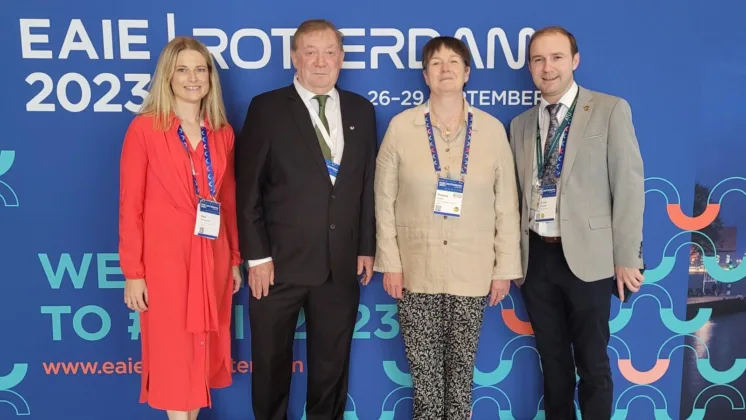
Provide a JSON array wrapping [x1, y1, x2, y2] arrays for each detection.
[[522, 107, 539, 207], [287, 87, 332, 184], [334, 91, 356, 185], [560, 86, 593, 188]]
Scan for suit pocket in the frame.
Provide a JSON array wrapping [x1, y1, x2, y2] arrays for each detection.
[[588, 215, 611, 230], [583, 121, 607, 140]]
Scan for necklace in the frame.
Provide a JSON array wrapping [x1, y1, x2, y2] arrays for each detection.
[[436, 111, 462, 137], [432, 101, 464, 137]]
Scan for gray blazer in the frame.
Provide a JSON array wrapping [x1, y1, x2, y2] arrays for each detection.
[[509, 85, 644, 283]]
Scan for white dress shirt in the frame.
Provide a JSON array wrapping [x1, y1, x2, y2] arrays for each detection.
[[293, 75, 345, 166], [248, 76, 346, 268], [529, 81, 578, 237]]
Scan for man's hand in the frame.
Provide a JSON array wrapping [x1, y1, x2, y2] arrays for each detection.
[[248, 261, 274, 299], [488, 279, 511, 306], [383, 272, 404, 299], [615, 266, 644, 301], [358, 256, 374, 285]]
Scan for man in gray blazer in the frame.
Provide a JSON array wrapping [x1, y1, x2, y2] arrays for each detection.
[[509, 26, 645, 419]]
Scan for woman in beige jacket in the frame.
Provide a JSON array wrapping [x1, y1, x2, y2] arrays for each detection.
[[373, 36, 523, 419]]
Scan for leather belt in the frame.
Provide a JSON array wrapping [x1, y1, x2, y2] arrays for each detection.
[[529, 230, 561, 243], [540, 236, 561, 243]]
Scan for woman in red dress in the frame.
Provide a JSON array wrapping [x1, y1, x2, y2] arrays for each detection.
[[118, 36, 242, 420]]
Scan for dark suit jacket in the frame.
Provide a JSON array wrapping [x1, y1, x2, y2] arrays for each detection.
[[235, 84, 377, 286]]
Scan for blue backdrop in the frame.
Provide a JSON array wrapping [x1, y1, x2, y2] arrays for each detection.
[[2, 0, 745, 419]]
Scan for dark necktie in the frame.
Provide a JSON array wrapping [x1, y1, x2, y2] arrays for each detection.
[[313, 95, 332, 160], [541, 103, 562, 185]]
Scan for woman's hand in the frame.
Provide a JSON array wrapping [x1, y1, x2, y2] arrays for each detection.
[[232, 265, 242, 294], [124, 279, 148, 312], [488, 279, 511, 306], [383, 272, 404, 299]]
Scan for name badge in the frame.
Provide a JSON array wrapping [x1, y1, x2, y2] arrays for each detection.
[[194, 198, 221, 239], [434, 178, 464, 217], [326, 159, 340, 183], [535, 185, 557, 222]]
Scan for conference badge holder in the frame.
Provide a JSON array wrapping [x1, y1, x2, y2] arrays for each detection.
[[326, 159, 340, 184], [194, 199, 221, 240], [434, 178, 464, 217], [534, 185, 558, 222], [177, 124, 221, 240], [424, 103, 474, 219], [533, 94, 578, 224]]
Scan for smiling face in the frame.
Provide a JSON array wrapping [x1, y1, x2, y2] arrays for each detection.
[[423, 46, 471, 96], [170, 49, 210, 105], [528, 31, 580, 104], [291, 28, 344, 94]]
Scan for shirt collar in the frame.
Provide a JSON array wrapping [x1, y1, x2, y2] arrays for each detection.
[[413, 97, 477, 131], [168, 112, 212, 132], [539, 81, 578, 114], [293, 75, 338, 105]]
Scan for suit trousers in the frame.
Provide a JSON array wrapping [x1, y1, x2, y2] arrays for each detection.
[[522, 231, 613, 419], [248, 275, 360, 420], [398, 290, 486, 420]]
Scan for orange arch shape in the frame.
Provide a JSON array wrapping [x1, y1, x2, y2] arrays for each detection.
[[617, 359, 670, 384], [502, 309, 533, 335], [667, 203, 720, 231]]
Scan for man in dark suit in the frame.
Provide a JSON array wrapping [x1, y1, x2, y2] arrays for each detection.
[[235, 18, 377, 420]]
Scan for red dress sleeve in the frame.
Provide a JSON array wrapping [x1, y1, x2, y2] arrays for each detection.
[[219, 126, 242, 266], [118, 118, 148, 279]]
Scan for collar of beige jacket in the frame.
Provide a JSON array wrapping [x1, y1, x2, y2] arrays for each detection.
[[413, 98, 478, 131]]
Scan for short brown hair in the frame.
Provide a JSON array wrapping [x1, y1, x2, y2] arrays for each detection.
[[421, 36, 471, 69], [291, 19, 344, 51], [528, 26, 579, 57]]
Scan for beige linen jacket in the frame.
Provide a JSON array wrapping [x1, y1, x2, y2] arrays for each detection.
[[373, 100, 523, 297]]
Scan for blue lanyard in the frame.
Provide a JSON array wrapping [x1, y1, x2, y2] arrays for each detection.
[[536, 94, 578, 180], [177, 125, 217, 200], [424, 105, 473, 178]]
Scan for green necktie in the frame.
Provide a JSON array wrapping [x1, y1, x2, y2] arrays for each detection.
[[313, 95, 332, 160]]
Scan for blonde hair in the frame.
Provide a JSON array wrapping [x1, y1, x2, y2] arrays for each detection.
[[138, 36, 228, 131]]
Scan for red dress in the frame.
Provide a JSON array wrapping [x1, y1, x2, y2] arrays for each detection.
[[118, 113, 241, 411]]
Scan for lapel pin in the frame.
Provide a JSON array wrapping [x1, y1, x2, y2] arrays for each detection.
[[583, 105, 590, 111], [350, 126, 355, 130]]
